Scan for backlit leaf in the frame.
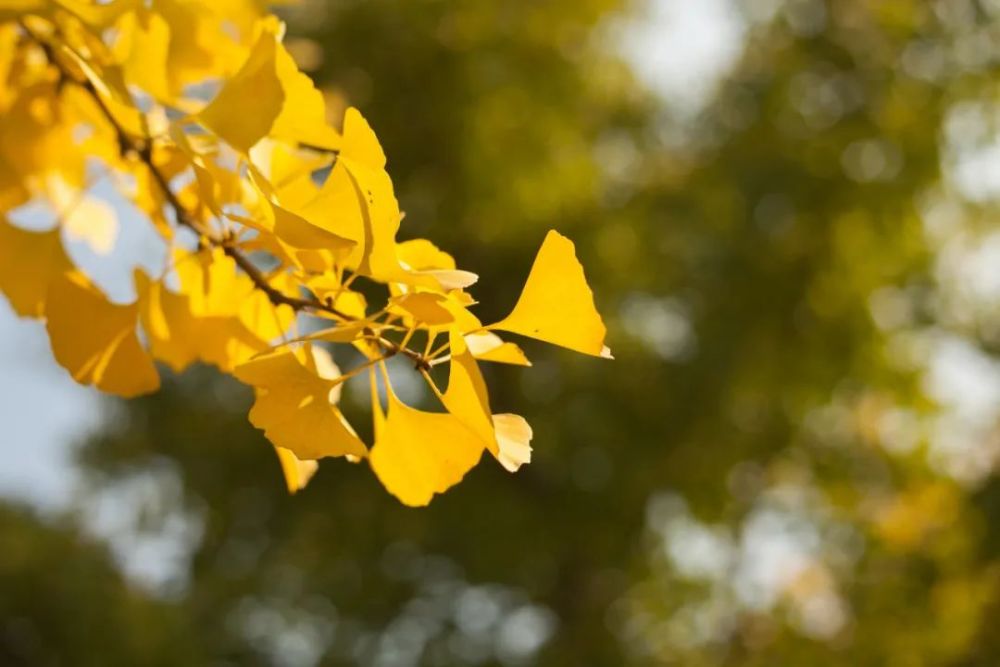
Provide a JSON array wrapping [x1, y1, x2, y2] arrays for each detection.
[[234, 345, 368, 461], [491, 413, 533, 472], [45, 272, 159, 397], [274, 446, 318, 494], [369, 381, 485, 507], [491, 229, 611, 358], [0, 217, 72, 318]]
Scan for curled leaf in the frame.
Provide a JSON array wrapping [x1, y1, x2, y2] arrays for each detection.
[[492, 413, 533, 472]]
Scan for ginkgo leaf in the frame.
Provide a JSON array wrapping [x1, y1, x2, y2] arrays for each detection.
[[248, 166, 355, 253], [420, 269, 479, 290], [153, 0, 249, 90], [390, 292, 455, 326], [196, 26, 283, 152], [274, 446, 318, 494], [300, 108, 446, 289], [305, 274, 368, 319], [45, 271, 159, 397], [169, 126, 242, 217], [492, 413, 533, 472], [0, 217, 72, 318], [267, 30, 341, 150], [175, 247, 295, 343], [396, 238, 478, 289], [135, 270, 266, 372], [198, 18, 339, 152], [491, 230, 611, 358], [369, 382, 486, 507], [176, 248, 250, 317], [396, 239, 456, 271], [333, 108, 403, 280], [464, 331, 531, 366], [389, 289, 483, 333], [249, 138, 329, 207], [439, 329, 497, 452], [57, 42, 149, 139], [234, 345, 368, 461], [238, 270, 298, 343], [116, 8, 173, 103]]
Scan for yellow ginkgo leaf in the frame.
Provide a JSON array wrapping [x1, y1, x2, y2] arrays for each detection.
[[196, 26, 283, 152], [390, 292, 455, 326], [57, 43, 149, 139], [238, 270, 297, 343], [153, 0, 249, 91], [169, 126, 242, 217], [268, 29, 341, 150], [249, 138, 329, 208], [396, 238, 478, 290], [464, 331, 531, 366], [234, 344, 368, 461], [175, 247, 295, 344], [295, 109, 451, 289], [336, 108, 403, 280], [248, 166, 354, 253], [492, 413, 533, 472], [300, 108, 444, 289], [45, 271, 159, 397], [439, 329, 497, 452], [176, 247, 250, 317], [198, 19, 339, 152], [369, 382, 486, 507], [0, 217, 72, 318], [274, 445, 318, 493], [396, 239, 456, 271], [116, 8, 173, 103], [135, 271, 266, 372], [491, 229, 611, 358], [305, 274, 368, 319], [389, 289, 483, 333]]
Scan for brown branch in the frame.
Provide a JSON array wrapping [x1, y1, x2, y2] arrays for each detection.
[[25, 25, 429, 368]]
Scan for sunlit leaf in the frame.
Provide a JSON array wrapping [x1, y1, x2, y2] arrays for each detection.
[[45, 271, 159, 397], [491, 229, 611, 358], [369, 380, 485, 507], [274, 445, 318, 494], [491, 413, 532, 472], [234, 345, 368, 461], [0, 217, 72, 318]]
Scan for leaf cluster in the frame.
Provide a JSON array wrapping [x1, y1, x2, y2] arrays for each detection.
[[0, 0, 610, 504]]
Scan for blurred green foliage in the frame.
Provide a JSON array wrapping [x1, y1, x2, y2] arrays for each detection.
[[0, 504, 203, 665], [5, 0, 1000, 664]]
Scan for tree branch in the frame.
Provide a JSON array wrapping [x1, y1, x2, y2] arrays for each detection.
[[25, 25, 429, 368]]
